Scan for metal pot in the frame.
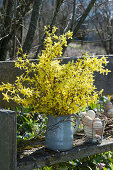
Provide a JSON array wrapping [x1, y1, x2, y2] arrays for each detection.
[[45, 114, 80, 151]]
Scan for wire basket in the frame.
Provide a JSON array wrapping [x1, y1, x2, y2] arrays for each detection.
[[83, 118, 105, 144], [82, 101, 106, 144]]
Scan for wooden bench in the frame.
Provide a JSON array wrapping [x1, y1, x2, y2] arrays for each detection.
[[1, 109, 113, 170], [0, 55, 113, 170]]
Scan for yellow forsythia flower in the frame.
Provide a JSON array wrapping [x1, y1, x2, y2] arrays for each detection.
[[0, 26, 111, 116]]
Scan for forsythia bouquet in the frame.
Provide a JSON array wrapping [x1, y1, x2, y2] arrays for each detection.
[[0, 26, 110, 116]]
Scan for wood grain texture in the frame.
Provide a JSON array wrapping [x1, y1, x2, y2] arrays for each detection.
[[17, 138, 113, 170], [0, 109, 17, 170]]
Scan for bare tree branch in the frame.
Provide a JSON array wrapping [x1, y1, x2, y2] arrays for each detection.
[[71, 0, 76, 30], [63, 0, 97, 54], [51, 0, 64, 27], [64, 0, 77, 33]]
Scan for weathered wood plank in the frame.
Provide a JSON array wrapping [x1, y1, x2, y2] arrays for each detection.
[[17, 138, 113, 170], [0, 60, 37, 108], [0, 109, 17, 170]]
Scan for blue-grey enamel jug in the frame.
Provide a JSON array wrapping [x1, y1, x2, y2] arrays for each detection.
[[45, 114, 80, 151]]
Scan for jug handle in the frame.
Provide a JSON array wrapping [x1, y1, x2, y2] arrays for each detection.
[[72, 114, 80, 134]]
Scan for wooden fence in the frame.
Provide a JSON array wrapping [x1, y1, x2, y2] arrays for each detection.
[[0, 109, 17, 170], [0, 55, 113, 170]]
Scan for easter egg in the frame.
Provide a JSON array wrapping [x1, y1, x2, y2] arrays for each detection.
[[84, 126, 93, 137], [83, 115, 93, 127], [81, 111, 86, 116], [105, 101, 112, 112], [93, 118, 103, 135], [107, 109, 113, 118], [93, 118, 102, 127], [86, 110, 95, 120]]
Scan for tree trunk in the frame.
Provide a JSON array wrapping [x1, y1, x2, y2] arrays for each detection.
[[34, 0, 64, 58], [108, 38, 113, 54], [22, 0, 43, 54], [0, 38, 9, 60], [0, 0, 13, 60]]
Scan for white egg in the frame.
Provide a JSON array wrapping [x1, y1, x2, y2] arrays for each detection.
[[107, 109, 113, 118], [92, 135, 102, 144], [94, 118, 101, 121], [81, 111, 86, 116], [83, 115, 93, 127], [93, 118, 102, 127], [93, 118, 103, 135], [84, 126, 93, 137], [105, 102, 113, 111], [86, 110, 95, 120]]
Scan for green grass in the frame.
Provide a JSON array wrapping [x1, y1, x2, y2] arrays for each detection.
[[64, 42, 106, 58]]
